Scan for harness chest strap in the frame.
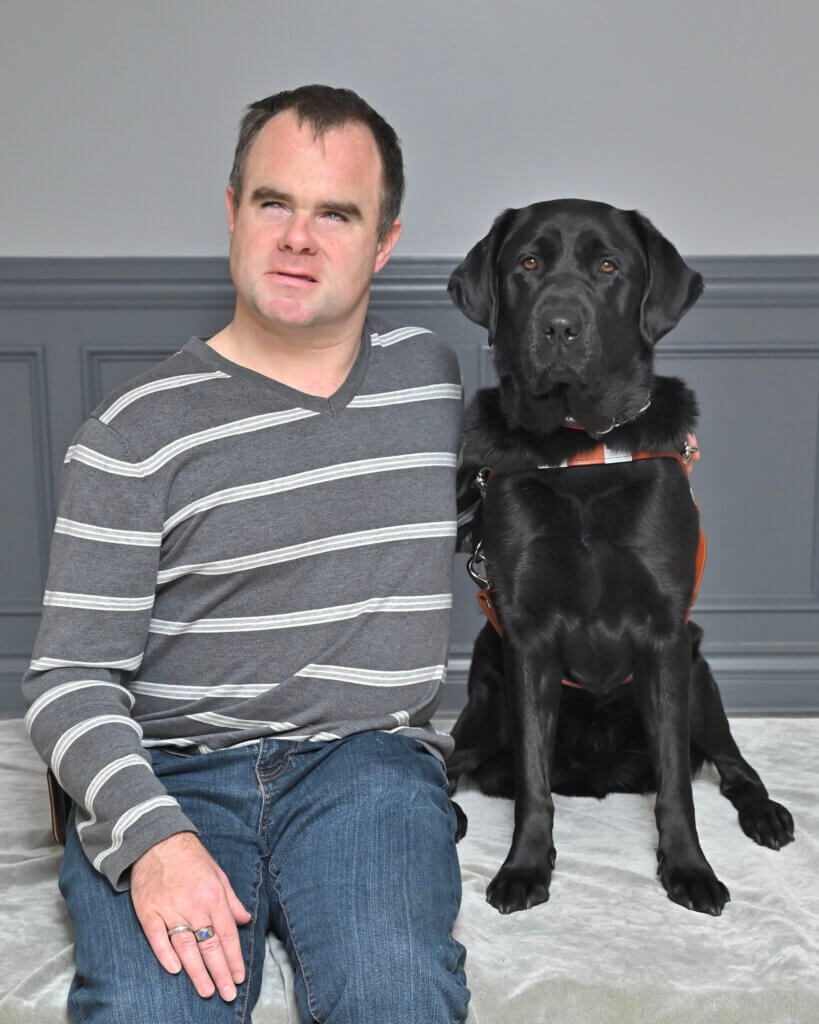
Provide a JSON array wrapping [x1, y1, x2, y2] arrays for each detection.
[[471, 435, 707, 688]]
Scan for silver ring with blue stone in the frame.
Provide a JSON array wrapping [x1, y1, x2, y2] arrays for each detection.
[[194, 925, 215, 942]]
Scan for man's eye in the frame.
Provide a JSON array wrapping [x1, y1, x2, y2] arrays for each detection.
[[324, 211, 347, 222]]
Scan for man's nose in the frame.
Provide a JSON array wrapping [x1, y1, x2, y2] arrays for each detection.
[[278, 212, 316, 254]]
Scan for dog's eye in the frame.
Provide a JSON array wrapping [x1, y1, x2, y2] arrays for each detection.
[[600, 259, 617, 274], [521, 256, 538, 271]]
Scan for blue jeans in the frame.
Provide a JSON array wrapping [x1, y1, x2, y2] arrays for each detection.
[[59, 730, 470, 1023]]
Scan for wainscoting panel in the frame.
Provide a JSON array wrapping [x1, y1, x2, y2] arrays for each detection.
[[1, 256, 817, 715]]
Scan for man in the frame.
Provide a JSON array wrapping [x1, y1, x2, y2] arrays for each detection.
[[23, 85, 470, 1023]]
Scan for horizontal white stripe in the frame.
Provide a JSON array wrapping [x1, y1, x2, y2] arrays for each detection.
[[99, 371, 230, 424], [131, 680, 275, 700], [370, 326, 431, 347], [93, 795, 181, 872], [151, 727, 440, 748], [51, 715, 143, 787], [54, 518, 162, 547], [43, 591, 155, 612], [76, 755, 153, 836], [200, 736, 268, 752], [163, 452, 457, 535], [141, 736, 201, 749], [149, 593, 453, 635], [25, 679, 135, 733], [295, 663, 446, 687], [157, 520, 457, 583], [29, 653, 143, 672], [188, 710, 296, 732], [348, 383, 461, 408], [65, 407, 318, 477], [254, 731, 340, 742], [378, 725, 446, 741]]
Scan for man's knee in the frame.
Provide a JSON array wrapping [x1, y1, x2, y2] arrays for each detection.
[[311, 932, 470, 1024]]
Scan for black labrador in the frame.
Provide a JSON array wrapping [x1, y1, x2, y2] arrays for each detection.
[[447, 199, 794, 916]]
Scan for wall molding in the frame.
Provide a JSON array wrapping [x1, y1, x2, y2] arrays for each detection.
[[2, 254, 819, 311]]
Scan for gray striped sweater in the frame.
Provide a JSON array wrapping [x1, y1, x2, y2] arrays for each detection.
[[22, 316, 462, 891]]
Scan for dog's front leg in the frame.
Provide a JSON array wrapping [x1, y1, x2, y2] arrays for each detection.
[[633, 634, 730, 915], [486, 642, 561, 914]]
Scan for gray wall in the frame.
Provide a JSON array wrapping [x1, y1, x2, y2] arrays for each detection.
[[1, 256, 818, 715], [1, 1, 817, 257]]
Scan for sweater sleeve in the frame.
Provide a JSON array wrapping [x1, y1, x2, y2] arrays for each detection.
[[22, 416, 199, 892]]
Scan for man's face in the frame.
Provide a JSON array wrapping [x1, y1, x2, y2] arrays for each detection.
[[226, 110, 401, 337]]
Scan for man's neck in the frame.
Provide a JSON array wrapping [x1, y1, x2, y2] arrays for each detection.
[[207, 311, 365, 399]]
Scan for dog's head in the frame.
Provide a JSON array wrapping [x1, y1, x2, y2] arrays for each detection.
[[448, 199, 703, 436]]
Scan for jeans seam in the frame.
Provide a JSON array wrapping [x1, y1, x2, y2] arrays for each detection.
[[271, 877, 324, 1024], [235, 853, 264, 1024]]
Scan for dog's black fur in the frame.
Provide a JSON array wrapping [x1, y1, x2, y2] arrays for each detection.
[[447, 199, 794, 916]]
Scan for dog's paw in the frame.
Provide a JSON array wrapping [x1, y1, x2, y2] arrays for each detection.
[[486, 856, 554, 914], [657, 857, 730, 915], [452, 800, 468, 842], [738, 798, 795, 849]]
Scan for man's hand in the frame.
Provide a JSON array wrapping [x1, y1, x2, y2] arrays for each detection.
[[130, 831, 252, 1001]]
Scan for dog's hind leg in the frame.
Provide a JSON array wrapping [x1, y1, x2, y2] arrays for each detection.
[[447, 624, 510, 785], [687, 621, 794, 849]]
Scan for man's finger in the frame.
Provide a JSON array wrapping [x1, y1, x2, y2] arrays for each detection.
[[193, 919, 240, 1001], [170, 927, 217, 999], [214, 864, 252, 925], [211, 902, 247, 985], [139, 910, 182, 976]]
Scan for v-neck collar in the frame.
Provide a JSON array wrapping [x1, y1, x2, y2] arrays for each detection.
[[184, 320, 372, 414]]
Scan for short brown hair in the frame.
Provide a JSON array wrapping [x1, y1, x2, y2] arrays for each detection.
[[229, 84, 405, 240]]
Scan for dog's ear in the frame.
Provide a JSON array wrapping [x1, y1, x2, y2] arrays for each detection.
[[630, 210, 704, 346], [448, 209, 517, 345]]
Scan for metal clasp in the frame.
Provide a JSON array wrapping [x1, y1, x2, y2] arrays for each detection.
[[680, 441, 700, 464], [467, 540, 489, 589], [473, 467, 491, 499]]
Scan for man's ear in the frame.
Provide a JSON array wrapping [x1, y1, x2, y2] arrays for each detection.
[[630, 210, 704, 346], [448, 208, 517, 345], [225, 186, 236, 238], [373, 218, 402, 274]]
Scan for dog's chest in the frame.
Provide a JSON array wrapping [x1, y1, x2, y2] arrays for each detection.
[[481, 463, 691, 687]]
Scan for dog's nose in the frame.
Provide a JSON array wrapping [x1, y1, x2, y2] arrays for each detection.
[[545, 316, 582, 344]]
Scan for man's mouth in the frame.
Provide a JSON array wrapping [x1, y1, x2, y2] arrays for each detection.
[[267, 269, 319, 285]]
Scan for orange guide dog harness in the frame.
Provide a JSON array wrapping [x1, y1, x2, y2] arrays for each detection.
[[468, 435, 706, 690]]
